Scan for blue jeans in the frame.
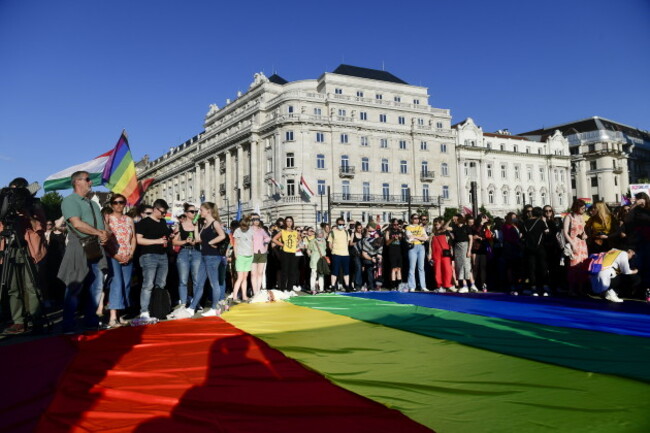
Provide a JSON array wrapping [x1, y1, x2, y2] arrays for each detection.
[[408, 244, 426, 290], [63, 261, 103, 330], [108, 257, 133, 310], [191, 255, 225, 310], [140, 253, 169, 313], [176, 248, 203, 306], [217, 256, 227, 302]]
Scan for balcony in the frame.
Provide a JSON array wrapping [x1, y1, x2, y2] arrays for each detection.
[[339, 165, 356, 178], [331, 193, 437, 205], [420, 170, 435, 181], [243, 175, 251, 188]]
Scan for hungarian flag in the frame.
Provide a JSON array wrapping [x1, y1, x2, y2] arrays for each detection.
[[44, 150, 113, 191], [299, 175, 315, 199]]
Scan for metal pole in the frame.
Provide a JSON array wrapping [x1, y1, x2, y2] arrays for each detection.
[[225, 197, 230, 226], [407, 187, 412, 217], [320, 192, 323, 224], [327, 186, 331, 224], [438, 195, 442, 217]]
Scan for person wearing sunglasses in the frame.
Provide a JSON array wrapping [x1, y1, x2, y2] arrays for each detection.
[[171, 203, 203, 310], [135, 198, 172, 321], [103, 194, 136, 328], [59, 171, 110, 333]]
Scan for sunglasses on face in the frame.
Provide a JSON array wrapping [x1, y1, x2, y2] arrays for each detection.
[[187, 210, 197, 214], [79, 177, 91, 183], [157, 208, 168, 214], [251, 218, 260, 221], [111, 200, 126, 205], [144, 211, 153, 215]]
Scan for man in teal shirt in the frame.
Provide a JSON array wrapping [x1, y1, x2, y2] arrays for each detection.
[[59, 171, 109, 333]]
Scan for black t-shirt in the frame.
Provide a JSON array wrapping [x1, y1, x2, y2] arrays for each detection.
[[452, 225, 471, 243], [136, 217, 170, 255]]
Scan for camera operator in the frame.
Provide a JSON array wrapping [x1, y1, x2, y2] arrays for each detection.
[[0, 177, 47, 335], [59, 171, 110, 333]]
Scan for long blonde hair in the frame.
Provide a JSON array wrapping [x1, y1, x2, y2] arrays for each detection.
[[201, 202, 221, 222], [593, 201, 612, 232]]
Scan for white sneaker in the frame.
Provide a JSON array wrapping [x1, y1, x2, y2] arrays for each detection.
[[140, 312, 151, 320], [201, 308, 219, 317], [174, 307, 195, 319], [421, 287, 430, 292], [604, 290, 623, 303], [458, 286, 469, 294], [433, 288, 446, 293], [293, 286, 302, 292], [469, 285, 479, 293], [447, 286, 459, 293]]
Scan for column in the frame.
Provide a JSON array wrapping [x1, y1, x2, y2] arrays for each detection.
[[250, 140, 259, 203], [620, 156, 630, 199], [204, 159, 212, 203], [236, 145, 244, 204], [225, 150, 233, 207], [194, 163, 201, 203]]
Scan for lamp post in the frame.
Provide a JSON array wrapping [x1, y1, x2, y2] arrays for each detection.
[[225, 197, 230, 226]]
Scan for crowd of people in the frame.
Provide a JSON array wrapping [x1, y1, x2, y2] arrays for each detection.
[[1, 170, 649, 335]]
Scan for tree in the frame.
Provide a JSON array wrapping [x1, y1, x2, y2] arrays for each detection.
[[442, 207, 459, 221], [478, 205, 494, 221], [40, 191, 64, 221]]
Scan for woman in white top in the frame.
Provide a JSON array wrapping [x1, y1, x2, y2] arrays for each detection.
[[232, 215, 255, 302]]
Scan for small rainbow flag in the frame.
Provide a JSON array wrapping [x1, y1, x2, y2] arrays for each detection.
[[580, 197, 593, 206], [102, 131, 144, 206]]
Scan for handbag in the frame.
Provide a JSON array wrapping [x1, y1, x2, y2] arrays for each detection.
[[78, 200, 103, 261], [435, 234, 452, 258], [315, 240, 331, 275]]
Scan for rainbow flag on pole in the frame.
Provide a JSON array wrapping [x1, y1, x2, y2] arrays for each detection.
[[102, 131, 142, 206]]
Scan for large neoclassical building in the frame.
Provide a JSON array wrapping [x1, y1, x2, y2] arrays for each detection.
[[138, 65, 458, 224]]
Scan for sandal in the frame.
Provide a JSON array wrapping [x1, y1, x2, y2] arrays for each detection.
[[107, 320, 121, 329]]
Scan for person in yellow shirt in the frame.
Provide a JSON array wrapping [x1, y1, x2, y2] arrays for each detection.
[[272, 216, 299, 291], [405, 213, 429, 291], [327, 217, 351, 291]]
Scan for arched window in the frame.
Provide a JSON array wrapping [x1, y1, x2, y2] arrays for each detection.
[[441, 162, 449, 176]]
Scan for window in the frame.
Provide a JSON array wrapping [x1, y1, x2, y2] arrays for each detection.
[[287, 105, 294, 113], [382, 183, 390, 200], [421, 161, 428, 175], [422, 184, 430, 202], [286, 152, 294, 168], [287, 179, 295, 196], [487, 164, 493, 178], [363, 182, 370, 201], [413, 99, 420, 105], [442, 185, 449, 199], [341, 155, 349, 169], [394, 96, 401, 102], [399, 140, 407, 150], [502, 190, 508, 204], [487, 142, 492, 150], [436, 122, 443, 129], [376, 94, 383, 100], [526, 147, 530, 154], [285, 130, 294, 141], [360, 111, 367, 121], [441, 163, 449, 176], [356, 91, 364, 97], [379, 114, 387, 123], [401, 184, 410, 201], [514, 165, 520, 180], [500, 144, 505, 151], [588, 144, 595, 152], [528, 192, 534, 206], [554, 169, 559, 181], [266, 157, 273, 173], [316, 154, 325, 169], [317, 180, 326, 195], [516, 190, 522, 205], [615, 176, 618, 186], [514, 145, 518, 153], [501, 164, 507, 178], [591, 177, 598, 187], [398, 116, 405, 125], [527, 166, 533, 181], [420, 141, 428, 150], [380, 138, 388, 148], [316, 132, 324, 143], [340, 133, 348, 143], [590, 161, 597, 170], [488, 190, 494, 204], [342, 180, 350, 199], [539, 167, 545, 181], [440, 143, 448, 153], [400, 160, 408, 174], [338, 109, 347, 117], [417, 118, 424, 126], [541, 192, 547, 204], [361, 157, 369, 172], [335, 88, 343, 95], [381, 159, 389, 173], [314, 107, 322, 116], [360, 136, 369, 146]]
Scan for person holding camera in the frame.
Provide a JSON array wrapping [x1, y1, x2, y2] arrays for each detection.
[[58, 171, 110, 333], [0, 178, 47, 334]]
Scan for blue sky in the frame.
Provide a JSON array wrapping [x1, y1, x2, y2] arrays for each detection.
[[1, 0, 649, 192]]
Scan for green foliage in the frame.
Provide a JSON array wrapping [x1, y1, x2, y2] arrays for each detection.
[[415, 206, 430, 218], [40, 191, 64, 221], [442, 207, 459, 221], [637, 178, 650, 184], [478, 205, 494, 220]]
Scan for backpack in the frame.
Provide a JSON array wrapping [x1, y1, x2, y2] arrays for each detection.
[[150, 286, 172, 320]]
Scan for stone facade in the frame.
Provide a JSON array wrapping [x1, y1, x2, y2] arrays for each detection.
[[138, 67, 457, 225], [454, 118, 572, 215]]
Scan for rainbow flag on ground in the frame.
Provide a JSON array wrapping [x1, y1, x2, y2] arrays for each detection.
[[102, 131, 153, 206]]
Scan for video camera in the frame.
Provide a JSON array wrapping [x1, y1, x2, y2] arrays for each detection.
[[0, 181, 41, 225]]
